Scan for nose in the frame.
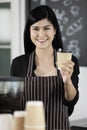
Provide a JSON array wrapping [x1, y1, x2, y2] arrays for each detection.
[[38, 29, 45, 37]]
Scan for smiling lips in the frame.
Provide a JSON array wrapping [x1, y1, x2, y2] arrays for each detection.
[[37, 39, 48, 43]]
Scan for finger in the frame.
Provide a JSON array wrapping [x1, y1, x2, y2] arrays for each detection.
[[62, 61, 74, 72]]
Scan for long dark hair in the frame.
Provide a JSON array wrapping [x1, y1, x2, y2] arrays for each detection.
[[24, 5, 63, 54]]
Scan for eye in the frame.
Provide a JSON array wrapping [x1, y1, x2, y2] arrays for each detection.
[[44, 27, 50, 30], [32, 27, 39, 31]]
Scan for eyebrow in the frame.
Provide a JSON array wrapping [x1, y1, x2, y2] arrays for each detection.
[[31, 25, 52, 28]]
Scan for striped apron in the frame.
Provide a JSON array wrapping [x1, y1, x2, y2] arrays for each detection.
[[22, 51, 71, 130]]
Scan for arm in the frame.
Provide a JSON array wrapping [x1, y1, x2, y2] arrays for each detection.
[[60, 55, 79, 101], [60, 55, 80, 116]]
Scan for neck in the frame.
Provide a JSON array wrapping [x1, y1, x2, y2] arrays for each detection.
[[34, 45, 57, 76], [35, 45, 54, 60]]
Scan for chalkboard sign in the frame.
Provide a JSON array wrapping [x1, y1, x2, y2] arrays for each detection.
[[26, 0, 87, 67]]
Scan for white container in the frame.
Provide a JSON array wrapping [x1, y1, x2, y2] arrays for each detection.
[[0, 114, 13, 130]]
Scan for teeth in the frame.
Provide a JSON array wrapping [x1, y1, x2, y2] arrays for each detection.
[[37, 39, 47, 42], [39, 41, 45, 42], [38, 40, 45, 41]]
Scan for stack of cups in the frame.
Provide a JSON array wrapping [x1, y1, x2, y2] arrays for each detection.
[[24, 101, 46, 130], [0, 114, 13, 130], [12, 111, 26, 130]]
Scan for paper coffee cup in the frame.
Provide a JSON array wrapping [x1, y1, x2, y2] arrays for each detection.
[[57, 52, 72, 69], [0, 114, 13, 130], [12, 111, 26, 130], [24, 101, 46, 130]]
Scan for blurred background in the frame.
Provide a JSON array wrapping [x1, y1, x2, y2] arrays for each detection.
[[0, 0, 87, 123]]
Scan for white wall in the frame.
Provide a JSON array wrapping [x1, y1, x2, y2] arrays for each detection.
[[0, 0, 25, 59], [70, 67, 87, 121], [11, 0, 25, 59]]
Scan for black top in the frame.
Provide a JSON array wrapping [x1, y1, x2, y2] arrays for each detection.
[[10, 53, 80, 116]]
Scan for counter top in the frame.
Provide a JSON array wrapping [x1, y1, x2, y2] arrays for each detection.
[[70, 118, 87, 130]]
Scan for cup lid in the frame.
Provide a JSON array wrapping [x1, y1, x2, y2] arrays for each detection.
[[26, 101, 43, 106]]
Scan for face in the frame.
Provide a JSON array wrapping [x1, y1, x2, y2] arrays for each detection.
[[30, 18, 56, 49]]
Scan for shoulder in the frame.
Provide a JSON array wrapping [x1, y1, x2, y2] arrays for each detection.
[[11, 54, 30, 68], [10, 54, 30, 77], [12, 54, 29, 63], [11, 54, 29, 71]]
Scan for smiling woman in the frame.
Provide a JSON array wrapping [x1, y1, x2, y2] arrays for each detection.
[[10, 5, 80, 130]]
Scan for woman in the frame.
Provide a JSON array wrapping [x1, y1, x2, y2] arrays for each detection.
[[10, 5, 80, 130]]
